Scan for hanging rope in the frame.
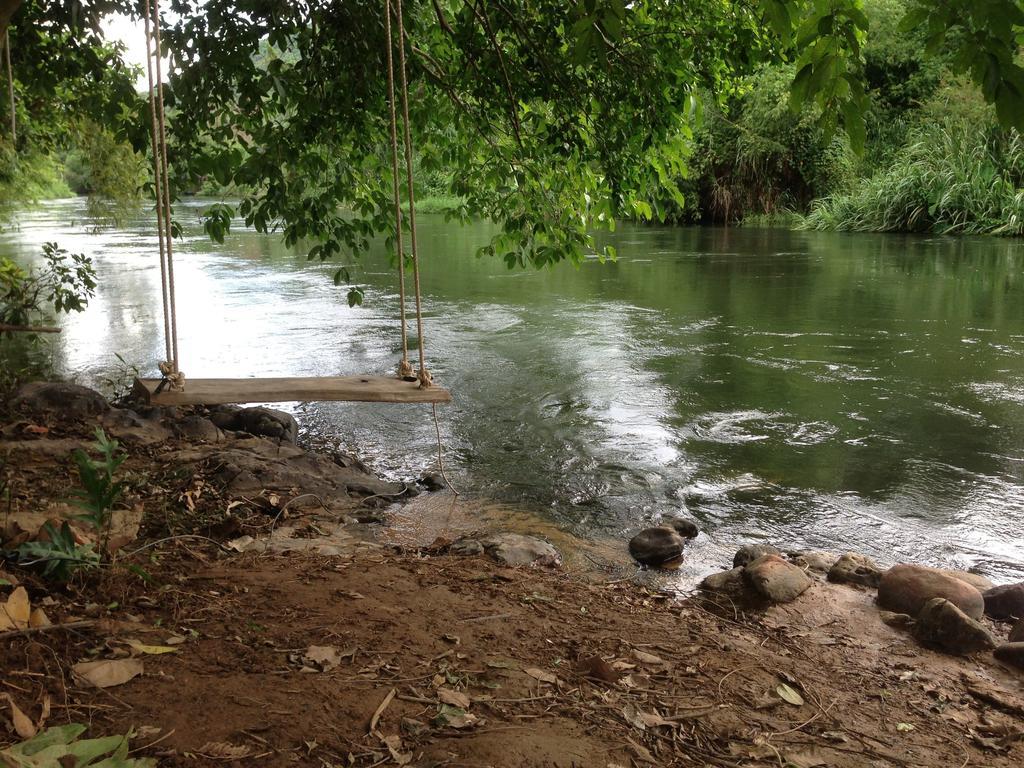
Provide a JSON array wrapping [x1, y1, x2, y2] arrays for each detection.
[[143, 0, 183, 391], [4, 30, 15, 144], [384, 0, 431, 389], [383, 0, 413, 381]]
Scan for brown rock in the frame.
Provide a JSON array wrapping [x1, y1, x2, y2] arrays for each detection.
[[878, 564, 984, 620], [938, 569, 994, 593], [878, 610, 914, 629], [733, 543, 781, 568], [983, 582, 1024, 621], [11, 381, 108, 418], [1010, 619, 1024, 643], [744, 554, 812, 603], [828, 553, 883, 588], [700, 567, 746, 597], [913, 598, 996, 655], [629, 527, 684, 567], [993, 642, 1024, 670], [787, 550, 839, 576]]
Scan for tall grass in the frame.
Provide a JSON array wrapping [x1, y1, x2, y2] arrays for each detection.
[[803, 121, 1024, 235]]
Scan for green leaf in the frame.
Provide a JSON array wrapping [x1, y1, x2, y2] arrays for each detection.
[[840, 99, 866, 155]]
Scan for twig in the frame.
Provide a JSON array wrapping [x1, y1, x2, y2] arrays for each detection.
[[368, 687, 396, 733], [0, 620, 95, 641], [0, 323, 61, 333]]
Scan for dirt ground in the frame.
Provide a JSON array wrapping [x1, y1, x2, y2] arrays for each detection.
[[2, 394, 1024, 767]]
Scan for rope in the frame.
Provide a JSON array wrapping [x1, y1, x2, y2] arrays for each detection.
[[143, 0, 184, 390], [390, 0, 432, 389], [4, 30, 14, 143], [383, 0, 413, 381], [431, 403, 460, 495]]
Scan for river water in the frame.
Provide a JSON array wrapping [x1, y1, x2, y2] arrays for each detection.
[[4, 198, 1024, 581]]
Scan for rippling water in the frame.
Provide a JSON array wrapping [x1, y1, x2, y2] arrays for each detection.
[[4, 199, 1024, 581]]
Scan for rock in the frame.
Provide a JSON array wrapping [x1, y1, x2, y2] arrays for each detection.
[[1010, 619, 1024, 643], [482, 533, 560, 568], [664, 517, 699, 538], [828, 553, 883, 588], [450, 538, 484, 557], [878, 611, 914, 629], [419, 473, 446, 492], [983, 582, 1024, 621], [788, 550, 839, 576], [354, 512, 385, 524], [913, 598, 996, 655], [99, 408, 171, 445], [733, 543, 781, 568], [211, 406, 298, 443], [743, 554, 812, 603], [700, 567, 747, 597], [878, 564, 984, 621], [939, 569, 994, 593], [993, 643, 1024, 670], [11, 382, 108, 418], [174, 415, 225, 443], [629, 527, 685, 566]]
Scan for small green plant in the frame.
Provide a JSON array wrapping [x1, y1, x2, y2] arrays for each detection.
[[70, 427, 127, 556], [0, 723, 154, 767], [101, 352, 141, 403], [15, 521, 99, 581]]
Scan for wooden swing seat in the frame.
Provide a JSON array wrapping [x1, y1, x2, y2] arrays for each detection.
[[133, 376, 452, 406]]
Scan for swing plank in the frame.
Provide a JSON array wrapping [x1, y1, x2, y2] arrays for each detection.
[[133, 376, 452, 406]]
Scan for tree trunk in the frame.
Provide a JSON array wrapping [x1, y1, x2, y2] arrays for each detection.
[[0, 1, 22, 36]]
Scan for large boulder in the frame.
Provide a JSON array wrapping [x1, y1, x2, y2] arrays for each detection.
[[211, 406, 298, 443], [1010, 619, 1024, 643], [787, 550, 839, 577], [983, 583, 1024, 622], [878, 564, 984, 620], [828, 553, 883, 588], [744, 554, 812, 603], [938, 570, 994, 593], [993, 643, 1024, 671], [913, 598, 996, 655], [733, 543, 781, 569], [700, 567, 747, 599], [629, 527, 685, 566], [99, 408, 171, 445], [10, 382, 108, 419], [174, 415, 226, 443], [482, 533, 560, 568]]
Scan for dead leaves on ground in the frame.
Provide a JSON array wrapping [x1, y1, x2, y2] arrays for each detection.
[[0, 587, 51, 632]]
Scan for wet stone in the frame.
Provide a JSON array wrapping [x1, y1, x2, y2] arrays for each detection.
[[983, 582, 1024, 622], [828, 553, 883, 588], [733, 543, 782, 569], [878, 564, 984, 621], [664, 517, 699, 539], [482, 533, 561, 568], [628, 527, 685, 567], [913, 597, 996, 655], [419, 473, 446, 492], [743, 554, 812, 603], [700, 567, 746, 596]]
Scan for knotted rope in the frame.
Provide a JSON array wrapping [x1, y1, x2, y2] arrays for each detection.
[[384, 0, 431, 389], [143, 0, 183, 391]]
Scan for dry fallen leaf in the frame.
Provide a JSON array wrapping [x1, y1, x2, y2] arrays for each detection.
[[437, 688, 471, 708], [73, 658, 144, 688], [303, 645, 342, 672], [576, 655, 622, 683], [3, 695, 36, 739], [631, 649, 666, 667], [125, 639, 178, 656], [381, 733, 412, 765], [622, 702, 672, 730], [776, 683, 805, 706], [0, 586, 31, 630], [525, 667, 557, 685], [28, 607, 51, 629], [198, 741, 254, 760]]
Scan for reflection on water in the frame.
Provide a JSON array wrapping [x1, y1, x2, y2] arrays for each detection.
[[4, 198, 1024, 581]]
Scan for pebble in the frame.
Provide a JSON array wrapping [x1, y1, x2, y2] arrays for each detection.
[[628, 527, 685, 567], [878, 610, 914, 629], [983, 582, 1024, 622], [828, 553, 883, 588], [878, 564, 984, 620], [913, 597, 996, 655], [733, 543, 781, 569], [743, 554, 812, 603]]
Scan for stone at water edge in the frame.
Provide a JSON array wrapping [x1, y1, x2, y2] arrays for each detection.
[[743, 554, 812, 603], [211, 406, 299, 444], [993, 643, 1024, 670], [938, 569, 994, 593], [481, 533, 561, 568], [1010, 619, 1024, 643], [419, 473, 446, 492], [877, 564, 985, 621], [629, 527, 685, 566], [664, 517, 699, 539], [450, 538, 484, 557], [983, 583, 1024, 622], [733, 543, 782, 569], [700, 567, 746, 597], [11, 381, 109, 418], [913, 597, 996, 655], [878, 611, 915, 629], [787, 550, 839, 576], [828, 553, 883, 588]]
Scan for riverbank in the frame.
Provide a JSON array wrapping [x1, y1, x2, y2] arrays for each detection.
[[1, 383, 1023, 767]]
